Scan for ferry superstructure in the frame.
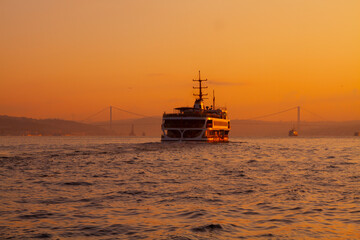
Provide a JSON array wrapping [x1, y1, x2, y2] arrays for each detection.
[[161, 72, 230, 142]]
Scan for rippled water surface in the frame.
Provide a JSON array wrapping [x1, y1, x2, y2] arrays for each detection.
[[0, 136, 360, 239]]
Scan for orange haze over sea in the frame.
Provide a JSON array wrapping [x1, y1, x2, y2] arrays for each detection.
[[1, 0, 359, 122]]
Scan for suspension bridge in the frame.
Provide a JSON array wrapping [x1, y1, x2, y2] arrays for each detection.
[[82, 105, 325, 131], [239, 106, 332, 136], [81, 105, 149, 130], [241, 106, 327, 130], [79, 105, 357, 137]]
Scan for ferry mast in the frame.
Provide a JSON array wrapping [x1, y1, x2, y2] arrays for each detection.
[[193, 71, 208, 101]]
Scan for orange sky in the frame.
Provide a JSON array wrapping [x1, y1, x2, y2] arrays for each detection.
[[1, 0, 359, 122]]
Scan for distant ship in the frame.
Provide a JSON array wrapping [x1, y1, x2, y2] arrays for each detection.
[[355, 132, 359, 136], [289, 129, 298, 136], [161, 72, 230, 142]]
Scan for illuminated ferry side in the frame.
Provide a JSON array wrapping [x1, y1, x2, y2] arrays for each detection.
[[161, 72, 230, 142]]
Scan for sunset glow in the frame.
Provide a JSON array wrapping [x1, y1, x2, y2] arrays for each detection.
[[1, 0, 359, 121]]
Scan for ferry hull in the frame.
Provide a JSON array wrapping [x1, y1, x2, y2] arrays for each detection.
[[161, 135, 229, 142], [161, 117, 230, 142]]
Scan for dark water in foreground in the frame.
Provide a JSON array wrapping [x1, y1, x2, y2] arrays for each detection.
[[0, 136, 359, 239]]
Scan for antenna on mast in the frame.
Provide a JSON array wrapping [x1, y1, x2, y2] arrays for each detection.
[[213, 90, 215, 109], [193, 70, 208, 100]]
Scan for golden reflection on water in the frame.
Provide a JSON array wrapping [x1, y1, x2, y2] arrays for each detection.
[[0, 137, 359, 239]]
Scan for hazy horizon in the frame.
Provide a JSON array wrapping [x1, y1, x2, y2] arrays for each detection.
[[3, 113, 360, 123], [1, 0, 359, 122]]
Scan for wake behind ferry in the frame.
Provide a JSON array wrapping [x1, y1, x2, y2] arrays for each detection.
[[161, 72, 230, 142]]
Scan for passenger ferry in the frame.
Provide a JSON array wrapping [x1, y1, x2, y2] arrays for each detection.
[[161, 72, 230, 142]]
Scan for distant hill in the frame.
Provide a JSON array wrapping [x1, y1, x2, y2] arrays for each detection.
[[93, 117, 360, 137], [230, 120, 360, 137], [1, 115, 359, 137], [92, 117, 162, 137], [0, 115, 112, 136]]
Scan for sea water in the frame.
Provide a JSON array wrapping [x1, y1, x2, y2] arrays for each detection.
[[0, 136, 359, 239]]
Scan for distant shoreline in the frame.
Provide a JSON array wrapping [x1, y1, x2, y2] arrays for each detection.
[[1, 115, 359, 137]]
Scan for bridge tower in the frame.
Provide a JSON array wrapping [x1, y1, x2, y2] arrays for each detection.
[[297, 106, 300, 131], [129, 124, 136, 136], [109, 105, 112, 130]]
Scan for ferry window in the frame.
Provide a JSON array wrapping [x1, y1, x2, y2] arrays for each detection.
[[228, 121, 230, 128], [214, 121, 228, 127], [164, 120, 205, 128]]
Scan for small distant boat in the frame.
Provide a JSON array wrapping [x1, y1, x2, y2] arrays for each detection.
[[355, 132, 359, 136], [289, 129, 298, 136]]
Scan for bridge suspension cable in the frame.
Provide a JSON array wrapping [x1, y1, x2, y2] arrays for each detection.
[[112, 106, 149, 118], [242, 107, 298, 120], [301, 107, 328, 121], [81, 107, 109, 122], [241, 106, 327, 122], [81, 105, 149, 124]]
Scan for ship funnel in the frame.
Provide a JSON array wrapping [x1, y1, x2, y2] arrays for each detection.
[[193, 99, 204, 109]]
